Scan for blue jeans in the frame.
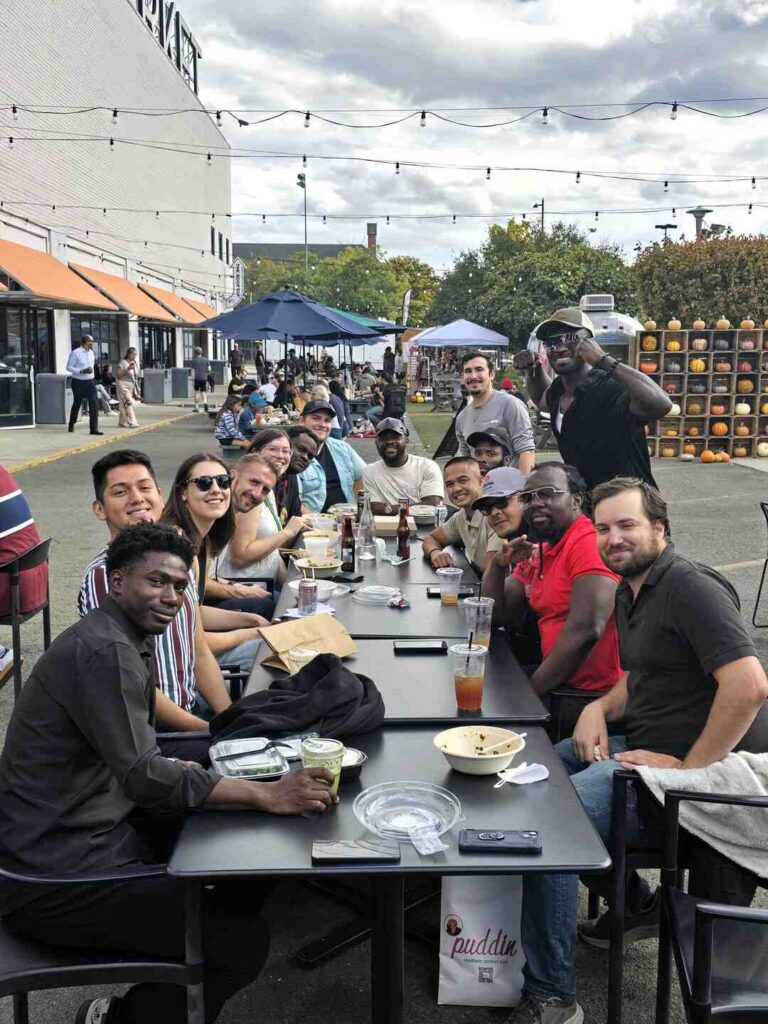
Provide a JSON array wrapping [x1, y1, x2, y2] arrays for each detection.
[[521, 735, 647, 1003], [216, 637, 262, 673]]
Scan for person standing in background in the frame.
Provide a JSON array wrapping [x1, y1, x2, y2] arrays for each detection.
[[228, 341, 244, 375], [115, 347, 141, 429], [190, 346, 212, 413], [66, 334, 102, 435], [455, 352, 534, 473], [383, 345, 395, 378]]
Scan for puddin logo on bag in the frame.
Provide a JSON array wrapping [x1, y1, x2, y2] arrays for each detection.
[[445, 916, 519, 961]]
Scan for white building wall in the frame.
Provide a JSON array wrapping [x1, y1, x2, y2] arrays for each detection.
[[0, 0, 232, 367]]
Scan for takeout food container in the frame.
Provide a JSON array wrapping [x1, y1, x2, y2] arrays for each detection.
[[433, 726, 526, 776], [209, 739, 290, 780], [410, 504, 438, 525], [307, 515, 337, 533], [287, 578, 345, 601], [294, 556, 342, 579], [373, 515, 417, 537], [340, 747, 367, 783]]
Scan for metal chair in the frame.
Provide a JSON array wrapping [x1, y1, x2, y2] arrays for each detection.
[[546, 686, 601, 744], [0, 863, 204, 1024], [655, 788, 768, 1024], [0, 540, 52, 699], [751, 502, 768, 626]]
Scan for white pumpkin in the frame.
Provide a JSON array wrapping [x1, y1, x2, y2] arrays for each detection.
[[735, 402, 752, 415], [757, 442, 768, 458], [668, 403, 681, 416], [678, 453, 695, 462]]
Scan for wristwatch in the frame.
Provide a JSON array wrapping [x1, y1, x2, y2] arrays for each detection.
[[597, 354, 622, 376]]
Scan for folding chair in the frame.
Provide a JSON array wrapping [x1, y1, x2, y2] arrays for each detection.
[[751, 501, 768, 626], [0, 540, 52, 699]]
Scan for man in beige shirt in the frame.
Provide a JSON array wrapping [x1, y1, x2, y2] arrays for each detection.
[[421, 457, 503, 573]]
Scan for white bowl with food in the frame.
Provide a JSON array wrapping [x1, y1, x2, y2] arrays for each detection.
[[287, 578, 345, 602], [433, 726, 526, 776], [294, 556, 343, 579], [410, 504, 439, 525]]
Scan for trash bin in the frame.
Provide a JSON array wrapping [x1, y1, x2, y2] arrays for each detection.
[[171, 367, 193, 399], [35, 374, 74, 423], [209, 360, 227, 386], [143, 368, 172, 404]]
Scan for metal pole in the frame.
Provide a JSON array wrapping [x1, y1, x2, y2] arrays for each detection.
[[303, 178, 308, 286], [533, 198, 545, 232]]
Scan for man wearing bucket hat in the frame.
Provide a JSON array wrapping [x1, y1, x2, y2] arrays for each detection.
[[362, 418, 444, 514], [466, 425, 513, 476], [513, 307, 671, 489]]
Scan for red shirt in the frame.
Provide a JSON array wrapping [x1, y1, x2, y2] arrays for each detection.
[[513, 514, 621, 692], [0, 468, 47, 615]]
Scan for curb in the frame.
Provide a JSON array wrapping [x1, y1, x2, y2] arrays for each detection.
[[10, 411, 198, 474]]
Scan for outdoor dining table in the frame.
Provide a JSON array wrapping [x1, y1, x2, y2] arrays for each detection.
[[168, 725, 610, 1024], [246, 634, 549, 724]]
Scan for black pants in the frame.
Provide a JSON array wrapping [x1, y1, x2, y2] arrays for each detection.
[[69, 378, 99, 432], [6, 866, 271, 1023]]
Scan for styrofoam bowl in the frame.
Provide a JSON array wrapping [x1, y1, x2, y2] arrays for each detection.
[[433, 726, 526, 776], [294, 557, 342, 579]]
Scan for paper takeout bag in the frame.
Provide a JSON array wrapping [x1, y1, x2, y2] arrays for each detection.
[[373, 515, 417, 537], [258, 614, 358, 671]]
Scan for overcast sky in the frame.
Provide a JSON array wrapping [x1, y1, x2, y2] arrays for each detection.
[[183, 0, 768, 272]]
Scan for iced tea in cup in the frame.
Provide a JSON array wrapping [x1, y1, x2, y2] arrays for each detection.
[[300, 737, 345, 795], [463, 596, 494, 648], [436, 566, 463, 606], [450, 643, 488, 711]]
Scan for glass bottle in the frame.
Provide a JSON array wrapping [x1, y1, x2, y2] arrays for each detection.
[[357, 493, 376, 561], [340, 513, 356, 572], [396, 502, 410, 560]]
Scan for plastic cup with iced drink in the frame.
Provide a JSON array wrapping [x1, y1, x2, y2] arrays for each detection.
[[300, 737, 345, 795], [450, 643, 488, 711], [463, 596, 494, 648], [436, 566, 463, 606]]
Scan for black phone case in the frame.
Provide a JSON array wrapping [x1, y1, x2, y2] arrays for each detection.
[[393, 640, 447, 655], [459, 829, 542, 854], [331, 572, 364, 583], [427, 586, 475, 598]]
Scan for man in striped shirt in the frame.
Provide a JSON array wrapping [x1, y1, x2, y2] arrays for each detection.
[[78, 451, 231, 763], [0, 466, 47, 617]]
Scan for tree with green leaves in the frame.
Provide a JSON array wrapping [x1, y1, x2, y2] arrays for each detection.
[[634, 236, 768, 324], [384, 255, 439, 326]]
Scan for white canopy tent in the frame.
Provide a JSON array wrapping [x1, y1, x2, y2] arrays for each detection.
[[411, 318, 509, 348]]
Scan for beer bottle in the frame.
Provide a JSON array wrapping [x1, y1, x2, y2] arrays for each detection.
[[340, 513, 356, 572], [396, 502, 410, 560]]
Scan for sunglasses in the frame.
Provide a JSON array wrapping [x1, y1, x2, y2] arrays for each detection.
[[543, 331, 583, 349], [183, 474, 232, 492], [519, 487, 569, 507], [479, 496, 513, 516]]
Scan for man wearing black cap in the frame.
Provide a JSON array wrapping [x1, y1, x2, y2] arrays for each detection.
[[467, 426, 513, 476], [362, 418, 444, 514], [297, 399, 366, 512], [514, 307, 671, 489]]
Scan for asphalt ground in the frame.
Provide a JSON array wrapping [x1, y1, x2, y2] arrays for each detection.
[[1, 413, 767, 1023]]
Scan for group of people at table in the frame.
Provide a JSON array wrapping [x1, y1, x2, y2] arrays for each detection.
[[0, 307, 766, 1024]]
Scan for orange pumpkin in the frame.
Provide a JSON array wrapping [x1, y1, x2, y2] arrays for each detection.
[[710, 403, 727, 415], [686, 426, 700, 436], [639, 359, 658, 373], [741, 318, 756, 330], [692, 318, 706, 330], [711, 422, 729, 436], [738, 379, 756, 394], [700, 450, 717, 463], [716, 316, 731, 330], [761, 402, 768, 415], [733, 445, 748, 457], [660, 446, 676, 458], [668, 318, 682, 331], [664, 428, 679, 436], [715, 360, 732, 372], [719, 451, 731, 462], [688, 358, 707, 373], [687, 402, 703, 415], [644, 320, 657, 331], [665, 339, 682, 352], [683, 443, 696, 455], [735, 424, 750, 436], [641, 335, 658, 351]]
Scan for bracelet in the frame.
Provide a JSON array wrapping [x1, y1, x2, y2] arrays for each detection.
[[597, 354, 621, 377]]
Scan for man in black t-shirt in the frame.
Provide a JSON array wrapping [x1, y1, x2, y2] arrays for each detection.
[[509, 478, 768, 1024], [514, 307, 671, 489]]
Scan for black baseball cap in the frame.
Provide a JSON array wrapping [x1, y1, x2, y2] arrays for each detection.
[[466, 426, 512, 451], [301, 399, 335, 418], [375, 417, 408, 437]]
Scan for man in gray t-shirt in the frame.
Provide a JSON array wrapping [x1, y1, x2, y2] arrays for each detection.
[[190, 347, 211, 412], [455, 352, 535, 474]]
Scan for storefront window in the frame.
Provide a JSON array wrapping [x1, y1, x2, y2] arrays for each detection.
[[70, 314, 120, 365], [139, 324, 174, 368]]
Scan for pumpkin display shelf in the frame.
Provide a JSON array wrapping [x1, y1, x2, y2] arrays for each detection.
[[634, 325, 768, 461]]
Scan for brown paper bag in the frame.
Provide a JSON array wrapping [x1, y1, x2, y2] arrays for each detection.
[[258, 614, 358, 671]]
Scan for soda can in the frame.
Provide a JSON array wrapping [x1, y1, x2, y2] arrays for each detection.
[[434, 504, 447, 528], [297, 578, 319, 616]]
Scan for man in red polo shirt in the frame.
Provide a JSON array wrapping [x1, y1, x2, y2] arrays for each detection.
[[482, 462, 620, 704]]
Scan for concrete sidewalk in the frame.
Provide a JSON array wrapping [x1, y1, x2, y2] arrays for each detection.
[[1, 402, 198, 474]]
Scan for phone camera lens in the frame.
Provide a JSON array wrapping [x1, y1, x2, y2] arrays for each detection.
[[478, 831, 505, 841]]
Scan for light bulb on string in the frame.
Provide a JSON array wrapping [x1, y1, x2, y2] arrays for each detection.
[[206, 153, 212, 166], [262, 214, 266, 224], [576, 171, 581, 184], [395, 162, 400, 174], [452, 214, 456, 224], [749, 203, 753, 214], [752, 177, 757, 190], [11, 105, 18, 122], [302, 154, 307, 167], [322, 215, 326, 224], [304, 111, 310, 127], [215, 111, 222, 127], [664, 180, 669, 193], [486, 167, 491, 180], [7, 137, 13, 150], [109, 137, 114, 151], [420, 110, 426, 127], [672, 207, 676, 216], [111, 108, 118, 125], [542, 106, 549, 126], [670, 101, 678, 121], [386, 215, 390, 224], [595, 211, 599, 220]]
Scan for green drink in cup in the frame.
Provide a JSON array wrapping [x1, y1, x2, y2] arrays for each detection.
[[300, 737, 345, 795]]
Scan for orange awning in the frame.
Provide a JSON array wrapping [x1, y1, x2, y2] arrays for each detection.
[[138, 283, 206, 325], [183, 297, 218, 321], [70, 264, 176, 322], [0, 239, 118, 310]]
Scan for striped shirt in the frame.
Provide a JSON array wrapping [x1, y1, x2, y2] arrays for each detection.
[[0, 468, 47, 615], [78, 551, 197, 711], [214, 410, 245, 442]]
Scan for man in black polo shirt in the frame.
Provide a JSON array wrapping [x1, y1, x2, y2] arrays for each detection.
[[0, 523, 335, 1024], [508, 479, 768, 1024], [513, 307, 671, 489]]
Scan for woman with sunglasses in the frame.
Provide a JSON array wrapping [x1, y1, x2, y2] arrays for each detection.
[[247, 427, 302, 522], [161, 454, 271, 673], [482, 462, 621, 725]]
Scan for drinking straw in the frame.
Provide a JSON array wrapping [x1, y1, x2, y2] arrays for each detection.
[[466, 631, 474, 673]]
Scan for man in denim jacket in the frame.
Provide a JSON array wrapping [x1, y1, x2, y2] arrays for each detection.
[[297, 400, 365, 512]]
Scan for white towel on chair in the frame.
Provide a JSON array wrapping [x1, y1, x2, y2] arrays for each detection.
[[637, 752, 768, 879]]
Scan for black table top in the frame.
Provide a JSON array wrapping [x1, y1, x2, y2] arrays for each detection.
[[168, 726, 610, 879], [246, 636, 548, 724]]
